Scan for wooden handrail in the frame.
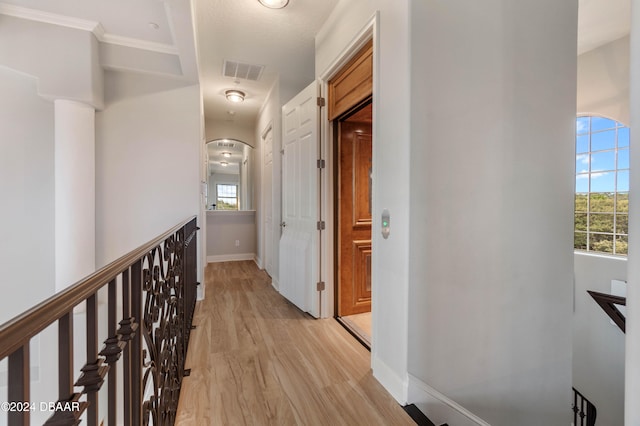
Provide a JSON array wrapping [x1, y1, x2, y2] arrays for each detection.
[[0, 215, 197, 360], [587, 290, 626, 333]]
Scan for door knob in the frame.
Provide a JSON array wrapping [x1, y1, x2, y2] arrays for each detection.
[[281, 221, 286, 227]]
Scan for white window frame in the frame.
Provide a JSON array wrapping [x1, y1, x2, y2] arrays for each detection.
[[216, 183, 239, 210], [575, 115, 629, 256]]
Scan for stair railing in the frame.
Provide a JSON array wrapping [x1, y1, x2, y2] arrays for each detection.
[[587, 290, 626, 333], [572, 387, 597, 426], [0, 216, 199, 426]]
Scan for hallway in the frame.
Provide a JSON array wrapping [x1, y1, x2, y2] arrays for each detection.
[[175, 261, 413, 425]]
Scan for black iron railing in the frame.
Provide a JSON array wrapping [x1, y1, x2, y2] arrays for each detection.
[[0, 216, 198, 426], [572, 387, 597, 426]]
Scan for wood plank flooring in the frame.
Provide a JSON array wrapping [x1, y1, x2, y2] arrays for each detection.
[[175, 261, 414, 426], [340, 312, 372, 348]]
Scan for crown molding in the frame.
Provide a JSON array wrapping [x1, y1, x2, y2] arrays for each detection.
[[0, 3, 177, 55], [101, 33, 178, 55], [0, 3, 99, 32]]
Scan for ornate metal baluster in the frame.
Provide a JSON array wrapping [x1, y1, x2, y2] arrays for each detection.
[[572, 387, 597, 426], [75, 294, 108, 426], [44, 313, 85, 426], [132, 260, 144, 425], [120, 268, 135, 426], [138, 228, 188, 426], [100, 279, 122, 426], [8, 344, 30, 426], [1, 217, 197, 426]]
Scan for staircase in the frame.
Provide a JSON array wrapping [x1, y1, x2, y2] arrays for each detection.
[[0, 217, 199, 426]]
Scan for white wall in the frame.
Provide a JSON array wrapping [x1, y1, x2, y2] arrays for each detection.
[[205, 119, 256, 148], [624, 2, 640, 425], [0, 15, 103, 108], [407, 1, 577, 424], [0, 66, 60, 425], [627, 5, 640, 423], [95, 71, 201, 267], [316, 0, 411, 402], [573, 35, 629, 425], [54, 100, 96, 291], [206, 211, 257, 260], [256, 81, 282, 284], [240, 144, 253, 211], [577, 36, 630, 124], [573, 254, 626, 425], [0, 66, 55, 322]]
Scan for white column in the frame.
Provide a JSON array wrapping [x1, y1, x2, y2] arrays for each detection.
[[55, 99, 95, 292], [627, 1, 640, 423]]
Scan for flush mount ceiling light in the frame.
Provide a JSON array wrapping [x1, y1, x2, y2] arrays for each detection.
[[220, 161, 229, 167], [225, 90, 245, 103], [258, 0, 289, 9], [222, 152, 232, 158]]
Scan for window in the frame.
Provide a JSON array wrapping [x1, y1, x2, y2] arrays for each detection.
[[216, 184, 238, 210], [575, 116, 629, 255]]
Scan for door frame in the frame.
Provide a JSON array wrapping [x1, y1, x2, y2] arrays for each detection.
[[336, 106, 373, 317], [317, 13, 379, 319], [261, 122, 274, 277]]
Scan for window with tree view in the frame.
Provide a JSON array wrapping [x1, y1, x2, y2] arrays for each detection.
[[216, 184, 238, 210], [575, 116, 629, 255]]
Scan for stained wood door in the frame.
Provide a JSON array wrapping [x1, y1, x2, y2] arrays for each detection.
[[279, 81, 320, 316], [338, 113, 372, 316]]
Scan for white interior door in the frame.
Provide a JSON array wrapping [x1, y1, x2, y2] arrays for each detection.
[[263, 126, 274, 276], [279, 81, 320, 316]]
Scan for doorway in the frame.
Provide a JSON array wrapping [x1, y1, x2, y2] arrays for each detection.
[[335, 101, 373, 347], [325, 38, 374, 348]]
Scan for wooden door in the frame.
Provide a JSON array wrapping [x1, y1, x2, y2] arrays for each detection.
[[338, 106, 372, 316], [279, 81, 320, 316]]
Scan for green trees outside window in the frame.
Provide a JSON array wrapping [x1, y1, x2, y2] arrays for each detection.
[[575, 116, 629, 255]]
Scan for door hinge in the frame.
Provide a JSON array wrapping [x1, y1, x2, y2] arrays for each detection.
[[317, 281, 326, 291], [317, 221, 326, 231], [317, 159, 325, 169], [317, 97, 326, 107]]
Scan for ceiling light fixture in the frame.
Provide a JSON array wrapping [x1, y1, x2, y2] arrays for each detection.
[[225, 90, 245, 103], [258, 0, 289, 9], [220, 161, 229, 167], [222, 152, 232, 158]]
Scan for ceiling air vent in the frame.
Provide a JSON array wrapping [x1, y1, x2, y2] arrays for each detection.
[[217, 141, 236, 148], [222, 60, 264, 81]]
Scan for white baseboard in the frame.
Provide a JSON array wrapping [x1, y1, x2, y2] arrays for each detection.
[[207, 253, 256, 263], [407, 374, 491, 426], [371, 355, 408, 405], [196, 283, 205, 301], [254, 256, 263, 269], [271, 277, 279, 291]]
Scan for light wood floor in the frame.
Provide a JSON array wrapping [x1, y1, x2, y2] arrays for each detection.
[[175, 261, 414, 426], [340, 312, 372, 348]]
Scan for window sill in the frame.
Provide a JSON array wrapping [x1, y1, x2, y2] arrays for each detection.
[[574, 250, 627, 261]]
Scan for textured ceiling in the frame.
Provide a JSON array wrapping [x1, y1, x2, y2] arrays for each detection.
[[193, 0, 339, 128]]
